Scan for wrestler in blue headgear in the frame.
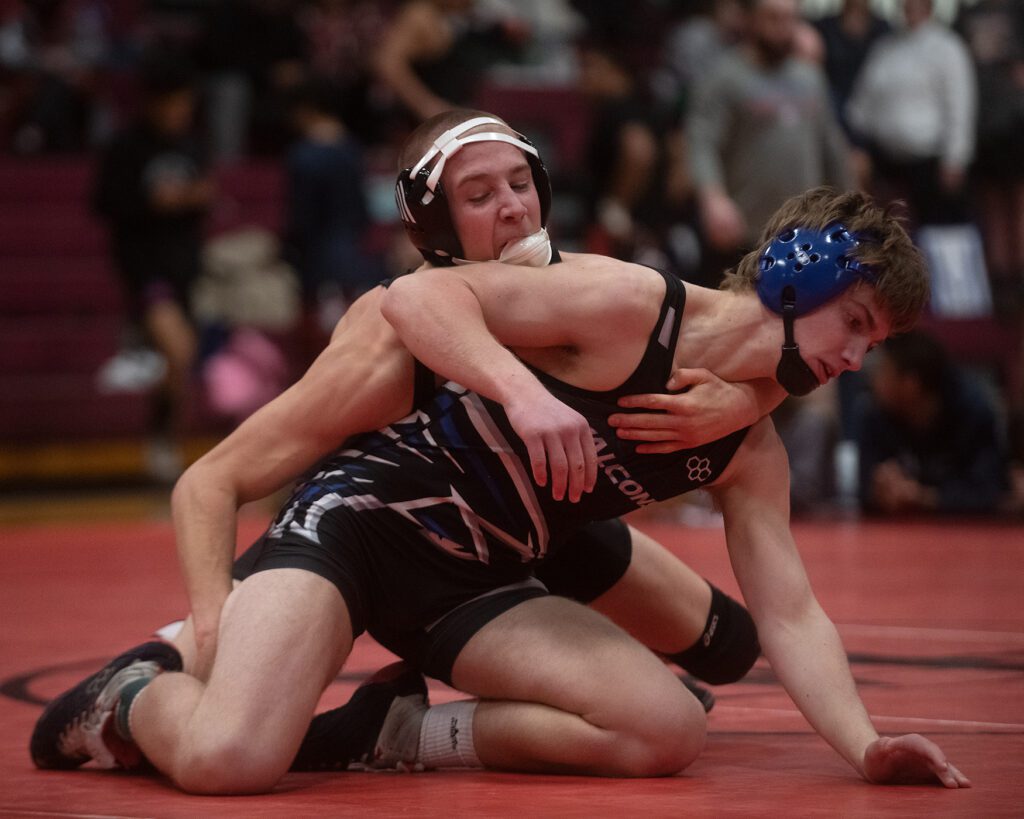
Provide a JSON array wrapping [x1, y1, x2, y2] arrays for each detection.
[[756, 224, 876, 396], [395, 115, 553, 268]]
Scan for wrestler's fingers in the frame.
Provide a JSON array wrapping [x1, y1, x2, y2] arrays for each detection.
[[565, 438, 586, 503], [950, 764, 972, 788], [609, 410, 682, 430], [613, 394, 670, 412], [665, 366, 711, 391], [614, 427, 678, 442], [546, 437, 568, 501], [582, 427, 597, 494], [901, 735, 969, 789], [633, 442, 683, 455], [937, 761, 972, 789], [525, 436, 548, 488]]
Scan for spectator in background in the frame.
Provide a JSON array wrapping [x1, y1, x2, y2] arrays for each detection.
[[686, 0, 852, 288], [813, 0, 890, 138], [664, 0, 746, 101], [93, 51, 214, 481], [0, 0, 112, 153], [193, 0, 308, 161], [957, 0, 1024, 319], [791, 13, 826, 66], [575, 32, 689, 274], [856, 330, 1011, 516], [372, 0, 527, 124], [299, 0, 395, 147], [957, 0, 1024, 485], [283, 78, 382, 356], [846, 0, 976, 227], [490, 0, 582, 80]]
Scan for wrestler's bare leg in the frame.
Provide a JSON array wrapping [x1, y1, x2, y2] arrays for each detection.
[[169, 532, 712, 671], [131, 569, 351, 793], [589, 526, 711, 654], [169, 530, 715, 679], [451, 596, 706, 776]]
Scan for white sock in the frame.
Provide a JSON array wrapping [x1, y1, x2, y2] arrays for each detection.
[[153, 619, 185, 641], [417, 701, 481, 769]]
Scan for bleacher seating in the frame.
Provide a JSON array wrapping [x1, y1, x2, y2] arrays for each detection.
[[0, 156, 284, 450]]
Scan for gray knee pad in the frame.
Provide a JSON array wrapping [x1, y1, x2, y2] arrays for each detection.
[[669, 583, 760, 685]]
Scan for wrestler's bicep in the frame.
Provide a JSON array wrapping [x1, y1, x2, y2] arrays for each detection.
[[301, 304, 419, 438]]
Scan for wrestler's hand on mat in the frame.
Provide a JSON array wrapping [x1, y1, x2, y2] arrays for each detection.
[[505, 392, 596, 502], [610, 368, 759, 453], [862, 734, 971, 788]]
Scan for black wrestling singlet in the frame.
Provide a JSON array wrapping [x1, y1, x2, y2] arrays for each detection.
[[266, 271, 749, 574]]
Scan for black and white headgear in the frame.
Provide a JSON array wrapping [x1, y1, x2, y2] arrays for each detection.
[[394, 116, 552, 267]]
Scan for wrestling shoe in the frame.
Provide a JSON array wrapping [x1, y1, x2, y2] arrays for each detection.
[[291, 661, 429, 772], [681, 675, 716, 713], [30, 641, 182, 770]]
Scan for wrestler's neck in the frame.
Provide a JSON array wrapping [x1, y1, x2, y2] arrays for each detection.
[[676, 286, 779, 383]]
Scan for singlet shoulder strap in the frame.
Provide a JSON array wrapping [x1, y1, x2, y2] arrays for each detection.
[[615, 269, 687, 395], [410, 358, 438, 410]]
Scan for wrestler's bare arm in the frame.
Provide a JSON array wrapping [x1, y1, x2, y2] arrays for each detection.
[[386, 253, 785, 453], [542, 255, 787, 450], [709, 419, 969, 787], [382, 256, 662, 498], [171, 286, 418, 676], [383, 255, 661, 375], [610, 371, 785, 453]]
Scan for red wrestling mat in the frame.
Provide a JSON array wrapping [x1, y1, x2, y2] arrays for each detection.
[[1, 512, 1022, 817]]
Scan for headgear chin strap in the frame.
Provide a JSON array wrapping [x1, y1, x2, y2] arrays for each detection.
[[776, 289, 822, 396], [394, 116, 552, 267], [757, 224, 877, 396]]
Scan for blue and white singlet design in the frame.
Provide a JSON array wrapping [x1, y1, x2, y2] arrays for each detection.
[[267, 271, 749, 572]]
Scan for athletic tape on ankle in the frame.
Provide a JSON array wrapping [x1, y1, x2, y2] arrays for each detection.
[[417, 701, 480, 769]]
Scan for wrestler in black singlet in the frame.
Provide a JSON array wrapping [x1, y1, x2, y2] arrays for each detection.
[[242, 271, 749, 681]]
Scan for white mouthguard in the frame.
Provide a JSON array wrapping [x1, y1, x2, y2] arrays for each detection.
[[497, 228, 552, 267]]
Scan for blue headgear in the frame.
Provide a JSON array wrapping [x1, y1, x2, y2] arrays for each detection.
[[756, 225, 876, 396], [757, 225, 874, 316]]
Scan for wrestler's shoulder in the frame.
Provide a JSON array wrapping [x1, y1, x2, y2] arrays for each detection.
[[318, 287, 411, 365]]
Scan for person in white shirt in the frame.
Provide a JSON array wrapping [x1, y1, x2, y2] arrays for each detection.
[[846, 0, 977, 226]]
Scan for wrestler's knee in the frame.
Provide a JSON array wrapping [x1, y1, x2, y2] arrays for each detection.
[[171, 732, 291, 795], [610, 674, 707, 777], [670, 583, 760, 685]]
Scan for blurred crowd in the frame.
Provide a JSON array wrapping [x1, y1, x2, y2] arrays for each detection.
[[2, 0, 1022, 515]]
